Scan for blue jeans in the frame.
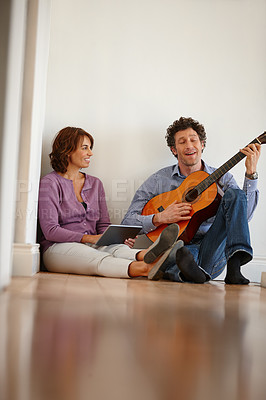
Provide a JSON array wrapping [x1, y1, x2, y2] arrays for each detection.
[[164, 188, 253, 282]]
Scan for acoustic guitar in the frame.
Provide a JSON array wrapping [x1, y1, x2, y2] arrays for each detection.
[[142, 132, 266, 243]]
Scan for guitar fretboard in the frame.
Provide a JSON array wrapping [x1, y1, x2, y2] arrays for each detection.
[[195, 137, 260, 195]]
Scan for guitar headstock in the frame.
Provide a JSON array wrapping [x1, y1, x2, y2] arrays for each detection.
[[257, 132, 266, 145]]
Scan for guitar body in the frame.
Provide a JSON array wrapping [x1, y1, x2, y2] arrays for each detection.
[[142, 170, 222, 244]]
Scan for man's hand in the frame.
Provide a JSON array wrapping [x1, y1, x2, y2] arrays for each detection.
[[241, 143, 261, 175], [152, 200, 192, 227]]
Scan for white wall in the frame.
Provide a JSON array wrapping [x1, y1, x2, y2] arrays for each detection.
[[0, 0, 28, 289], [43, 0, 266, 279], [13, 0, 51, 277], [0, 0, 51, 286]]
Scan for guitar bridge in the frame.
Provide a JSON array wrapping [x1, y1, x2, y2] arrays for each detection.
[[157, 206, 165, 212]]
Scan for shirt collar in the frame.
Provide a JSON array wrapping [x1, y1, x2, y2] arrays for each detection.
[[171, 160, 208, 178], [82, 173, 93, 189], [53, 171, 93, 189]]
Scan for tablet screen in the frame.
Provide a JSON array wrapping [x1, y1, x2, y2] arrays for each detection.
[[96, 225, 142, 246]]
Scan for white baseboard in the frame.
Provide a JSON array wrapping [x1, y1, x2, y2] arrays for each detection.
[[215, 256, 266, 284], [261, 272, 266, 288], [242, 257, 266, 284], [12, 243, 40, 276], [10, 242, 266, 284]]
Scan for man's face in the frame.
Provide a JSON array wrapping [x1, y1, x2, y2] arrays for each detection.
[[171, 127, 204, 169]]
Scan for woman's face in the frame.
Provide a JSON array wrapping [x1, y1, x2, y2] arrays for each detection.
[[68, 136, 93, 170]]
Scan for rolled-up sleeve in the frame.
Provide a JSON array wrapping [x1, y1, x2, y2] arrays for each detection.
[[243, 177, 259, 221]]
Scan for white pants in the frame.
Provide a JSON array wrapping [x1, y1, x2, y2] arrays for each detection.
[[43, 242, 140, 278]]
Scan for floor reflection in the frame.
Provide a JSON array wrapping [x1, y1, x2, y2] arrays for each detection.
[[123, 285, 251, 400], [0, 275, 266, 400]]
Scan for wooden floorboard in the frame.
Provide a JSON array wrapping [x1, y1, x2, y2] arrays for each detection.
[[1, 272, 266, 400]]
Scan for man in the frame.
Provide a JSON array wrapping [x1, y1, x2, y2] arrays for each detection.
[[122, 117, 261, 284]]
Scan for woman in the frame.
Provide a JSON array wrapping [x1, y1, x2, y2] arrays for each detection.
[[38, 127, 182, 279]]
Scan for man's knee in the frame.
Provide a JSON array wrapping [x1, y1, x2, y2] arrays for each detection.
[[223, 188, 246, 203], [222, 188, 247, 214]]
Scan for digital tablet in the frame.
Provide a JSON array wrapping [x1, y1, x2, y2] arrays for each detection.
[[95, 225, 142, 246]]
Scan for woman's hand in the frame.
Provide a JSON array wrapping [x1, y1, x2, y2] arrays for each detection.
[[81, 234, 136, 247], [124, 238, 136, 248], [81, 234, 102, 244]]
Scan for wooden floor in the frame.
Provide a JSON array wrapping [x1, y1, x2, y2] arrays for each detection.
[[1, 273, 266, 400]]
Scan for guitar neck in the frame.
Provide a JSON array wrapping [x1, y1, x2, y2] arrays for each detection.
[[196, 137, 260, 194]]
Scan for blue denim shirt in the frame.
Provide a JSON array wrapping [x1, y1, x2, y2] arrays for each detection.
[[121, 161, 259, 236]]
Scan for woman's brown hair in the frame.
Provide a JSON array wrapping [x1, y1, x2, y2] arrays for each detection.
[[49, 127, 94, 173]]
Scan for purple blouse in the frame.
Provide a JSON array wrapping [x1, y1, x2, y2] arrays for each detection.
[[38, 171, 110, 253]]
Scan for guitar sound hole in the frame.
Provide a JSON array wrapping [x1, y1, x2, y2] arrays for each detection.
[[184, 188, 199, 203]]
